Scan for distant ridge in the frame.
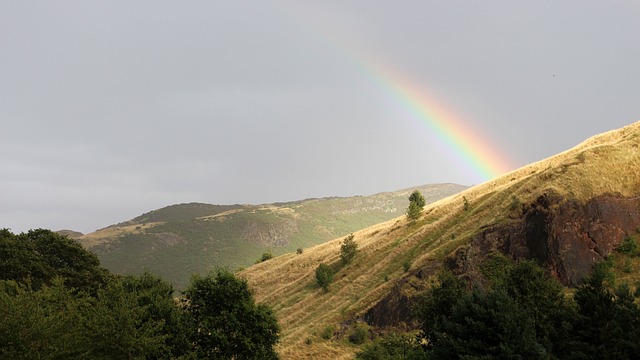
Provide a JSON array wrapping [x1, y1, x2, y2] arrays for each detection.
[[77, 183, 467, 289]]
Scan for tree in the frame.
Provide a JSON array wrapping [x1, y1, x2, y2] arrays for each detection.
[[568, 264, 640, 359], [428, 288, 547, 359], [497, 260, 575, 355], [315, 263, 334, 293], [415, 271, 467, 343], [340, 233, 358, 265], [406, 190, 425, 221], [181, 268, 280, 359], [0, 228, 109, 292]]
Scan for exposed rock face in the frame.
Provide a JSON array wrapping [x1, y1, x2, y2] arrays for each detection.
[[241, 219, 298, 246], [364, 193, 640, 329], [460, 193, 640, 286]]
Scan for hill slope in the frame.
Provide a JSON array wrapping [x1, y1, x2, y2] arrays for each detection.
[[78, 184, 466, 289], [239, 121, 640, 359]]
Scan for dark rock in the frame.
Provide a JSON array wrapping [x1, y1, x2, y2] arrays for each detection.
[[468, 193, 640, 286]]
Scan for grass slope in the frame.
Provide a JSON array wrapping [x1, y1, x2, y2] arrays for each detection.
[[239, 121, 640, 359], [78, 184, 466, 290]]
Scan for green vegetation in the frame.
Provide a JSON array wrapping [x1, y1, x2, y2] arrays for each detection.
[[315, 263, 334, 293], [0, 229, 280, 359], [347, 323, 369, 345], [256, 250, 274, 263], [80, 184, 467, 290], [618, 236, 638, 256], [340, 233, 358, 265], [406, 190, 426, 221], [356, 333, 423, 360], [182, 269, 280, 359], [370, 260, 640, 359]]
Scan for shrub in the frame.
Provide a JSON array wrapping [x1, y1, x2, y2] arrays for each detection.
[[255, 251, 273, 264], [348, 323, 368, 345], [320, 325, 334, 340], [296, 248, 303, 255], [618, 237, 638, 256], [315, 263, 334, 292], [402, 260, 411, 272]]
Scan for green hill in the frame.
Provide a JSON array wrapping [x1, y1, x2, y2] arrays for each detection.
[[78, 183, 466, 289]]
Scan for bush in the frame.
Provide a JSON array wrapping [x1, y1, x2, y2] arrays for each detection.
[[348, 323, 369, 344], [316, 263, 334, 292], [356, 333, 423, 360], [255, 251, 273, 264], [296, 248, 303, 255], [320, 325, 334, 340], [618, 237, 638, 256]]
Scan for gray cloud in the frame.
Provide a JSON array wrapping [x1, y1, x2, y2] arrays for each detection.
[[1, 1, 638, 233]]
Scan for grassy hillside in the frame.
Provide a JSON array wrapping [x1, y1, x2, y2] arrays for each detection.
[[78, 184, 466, 290], [239, 121, 640, 359]]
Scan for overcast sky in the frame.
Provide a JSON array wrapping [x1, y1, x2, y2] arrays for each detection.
[[2, 1, 638, 233]]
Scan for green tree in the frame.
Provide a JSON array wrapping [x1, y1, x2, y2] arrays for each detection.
[[0, 279, 87, 359], [340, 233, 358, 265], [315, 263, 334, 293], [415, 271, 467, 344], [406, 190, 426, 221], [182, 268, 280, 359], [80, 278, 171, 359], [121, 272, 192, 358], [428, 288, 547, 359], [568, 265, 640, 359], [0, 228, 109, 292]]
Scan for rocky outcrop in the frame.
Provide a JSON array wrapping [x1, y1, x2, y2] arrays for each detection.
[[363, 262, 441, 329], [453, 193, 640, 286], [364, 193, 640, 329], [241, 219, 298, 246]]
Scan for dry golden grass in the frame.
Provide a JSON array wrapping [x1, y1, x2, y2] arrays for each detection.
[[239, 121, 640, 359], [196, 208, 245, 221], [78, 222, 164, 248]]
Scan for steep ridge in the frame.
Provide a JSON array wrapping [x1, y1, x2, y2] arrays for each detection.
[[239, 121, 640, 359], [77, 183, 466, 289]]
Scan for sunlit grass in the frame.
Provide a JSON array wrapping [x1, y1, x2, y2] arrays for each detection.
[[240, 121, 640, 359]]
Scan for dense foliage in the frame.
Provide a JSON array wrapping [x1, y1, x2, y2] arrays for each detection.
[[359, 258, 640, 360], [181, 269, 280, 359], [0, 229, 280, 359]]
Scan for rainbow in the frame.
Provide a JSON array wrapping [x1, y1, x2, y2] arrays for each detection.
[[275, 3, 515, 181], [363, 61, 514, 181]]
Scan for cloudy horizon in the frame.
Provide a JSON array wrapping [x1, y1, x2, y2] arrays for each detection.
[[2, 1, 638, 233]]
